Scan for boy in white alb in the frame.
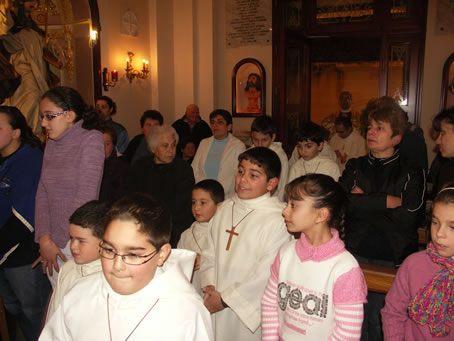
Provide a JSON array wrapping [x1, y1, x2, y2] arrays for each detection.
[[288, 122, 340, 182], [40, 193, 213, 341], [45, 200, 110, 323], [200, 147, 292, 341], [249, 115, 289, 201], [178, 179, 225, 294], [329, 116, 367, 172]]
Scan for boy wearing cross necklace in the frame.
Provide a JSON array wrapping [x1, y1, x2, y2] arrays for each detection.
[[200, 147, 292, 341], [40, 193, 213, 341]]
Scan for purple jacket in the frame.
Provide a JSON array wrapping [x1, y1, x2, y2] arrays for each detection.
[[34, 120, 104, 248], [381, 250, 452, 340]]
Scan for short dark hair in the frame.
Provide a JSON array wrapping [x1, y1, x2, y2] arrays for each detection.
[[334, 116, 353, 129], [69, 201, 111, 239], [101, 125, 118, 146], [433, 182, 454, 206], [432, 107, 454, 132], [96, 96, 117, 115], [361, 96, 406, 136], [141, 110, 163, 128], [251, 115, 276, 137], [238, 147, 281, 180], [193, 179, 225, 204], [297, 121, 325, 145], [106, 193, 171, 250], [209, 109, 232, 126]]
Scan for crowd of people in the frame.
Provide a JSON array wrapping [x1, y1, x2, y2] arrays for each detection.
[[0, 85, 453, 341]]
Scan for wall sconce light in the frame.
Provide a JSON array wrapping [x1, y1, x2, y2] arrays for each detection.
[[125, 51, 149, 83], [89, 29, 98, 47], [102, 68, 118, 91]]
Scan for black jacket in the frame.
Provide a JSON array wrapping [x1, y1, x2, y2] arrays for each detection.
[[339, 150, 425, 265]]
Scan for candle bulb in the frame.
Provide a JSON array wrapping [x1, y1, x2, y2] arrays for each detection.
[[126, 58, 130, 69], [142, 59, 146, 71], [145, 60, 149, 71], [111, 70, 118, 82]]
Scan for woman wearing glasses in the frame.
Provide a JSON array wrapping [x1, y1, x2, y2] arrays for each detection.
[[33, 86, 104, 288], [0, 106, 50, 341]]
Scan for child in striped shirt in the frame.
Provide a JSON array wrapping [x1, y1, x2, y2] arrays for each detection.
[[261, 174, 367, 340]]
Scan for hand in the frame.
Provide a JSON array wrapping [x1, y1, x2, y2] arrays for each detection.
[[339, 153, 348, 164], [351, 186, 364, 194], [37, 235, 68, 275], [335, 150, 341, 158], [386, 195, 402, 208], [193, 253, 201, 271], [203, 286, 224, 313]]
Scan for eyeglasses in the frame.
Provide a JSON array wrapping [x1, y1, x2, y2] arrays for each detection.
[[99, 242, 159, 265], [38, 111, 68, 121]]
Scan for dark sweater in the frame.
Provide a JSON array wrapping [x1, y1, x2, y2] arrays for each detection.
[[127, 156, 195, 247], [0, 144, 42, 267]]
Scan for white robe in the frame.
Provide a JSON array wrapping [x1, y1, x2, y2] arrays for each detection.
[[250, 142, 288, 201], [177, 220, 210, 295], [288, 141, 336, 168], [200, 193, 292, 341], [45, 258, 102, 324], [288, 154, 341, 182], [40, 249, 213, 341], [192, 134, 246, 198], [329, 130, 367, 172]]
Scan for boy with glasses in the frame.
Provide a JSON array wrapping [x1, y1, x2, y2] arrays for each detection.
[[40, 193, 213, 341]]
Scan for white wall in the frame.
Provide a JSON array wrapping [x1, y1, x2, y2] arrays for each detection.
[[98, 0, 152, 137]]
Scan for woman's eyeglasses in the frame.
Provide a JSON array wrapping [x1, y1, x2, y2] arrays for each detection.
[[38, 111, 68, 121]]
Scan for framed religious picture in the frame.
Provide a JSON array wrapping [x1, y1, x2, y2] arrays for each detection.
[[232, 58, 266, 117]]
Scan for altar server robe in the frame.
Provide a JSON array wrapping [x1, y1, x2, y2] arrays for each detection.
[[40, 249, 213, 341], [200, 193, 291, 341]]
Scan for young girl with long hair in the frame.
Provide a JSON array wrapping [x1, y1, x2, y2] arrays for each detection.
[[382, 185, 454, 340], [33, 86, 104, 287], [261, 174, 367, 340], [0, 106, 50, 341]]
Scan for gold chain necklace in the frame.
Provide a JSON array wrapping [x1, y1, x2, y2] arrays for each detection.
[[107, 293, 159, 341]]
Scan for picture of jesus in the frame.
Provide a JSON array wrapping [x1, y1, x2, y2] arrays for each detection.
[[244, 73, 261, 113]]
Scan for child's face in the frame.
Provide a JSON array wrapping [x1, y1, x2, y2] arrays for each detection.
[[251, 131, 275, 148], [436, 121, 454, 158], [297, 140, 322, 161], [235, 159, 277, 200], [210, 115, 231, 140], [103, 133, 114, 159], [182, 142, 196, 160], [335, 124, 352, 139], [101, 219, 170, 295], [431, 202, 454, 258], [69, 224, 101, 265], [367, 119, 400, 157], [192, 189, 217, 222], [282, 192, 320, 234]]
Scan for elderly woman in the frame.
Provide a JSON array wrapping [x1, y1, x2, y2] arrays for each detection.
[[127, 124, 194, 246]]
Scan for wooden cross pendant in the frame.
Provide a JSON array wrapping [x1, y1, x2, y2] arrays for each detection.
[[225, 226, 239, 251]]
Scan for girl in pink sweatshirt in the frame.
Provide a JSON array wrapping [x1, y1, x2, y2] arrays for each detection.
[[382, 185, 454, 340], [261, 174, 367, 340]]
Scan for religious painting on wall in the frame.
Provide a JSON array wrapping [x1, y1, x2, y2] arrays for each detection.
[[232, 58, 266, 117]]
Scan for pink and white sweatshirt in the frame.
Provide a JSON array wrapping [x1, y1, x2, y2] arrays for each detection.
[[261, 229, 367, 341]]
